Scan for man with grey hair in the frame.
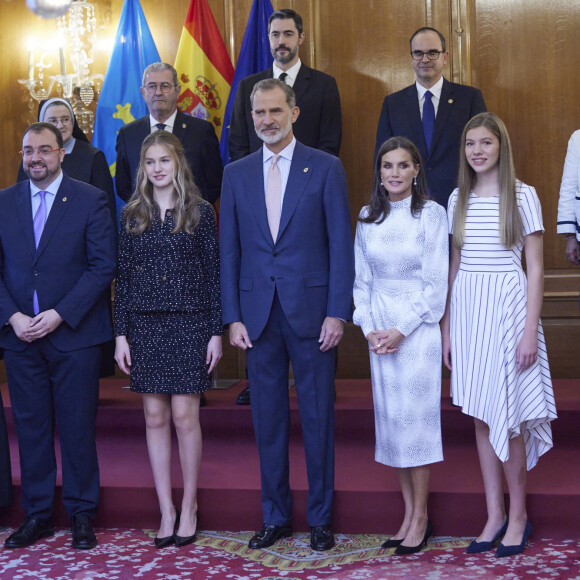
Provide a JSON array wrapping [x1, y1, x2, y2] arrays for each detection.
[[115, 62, 223, 203], [220, 79, 354, 552]]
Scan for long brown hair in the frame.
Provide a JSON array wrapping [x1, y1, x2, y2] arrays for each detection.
[[124, 131, 202, 235], [360, 137, 428, 224], [453, 112, 522, 248]]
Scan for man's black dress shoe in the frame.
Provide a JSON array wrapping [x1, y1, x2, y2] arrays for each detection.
[[310, 525, 335, 551], [248, 524, 291, 549], [71, 513, 97, 550], [394, 519, 433, 555], [236, 386, 251, 405], [4, 515, 54, 548]]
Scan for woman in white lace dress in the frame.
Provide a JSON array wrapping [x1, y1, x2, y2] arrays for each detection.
[[353, 137, 448, 554], [441, 113, 556, 557]]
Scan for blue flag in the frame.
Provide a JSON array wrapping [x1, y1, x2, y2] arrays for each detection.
[[92, 0, 160, 213], [219, 0, 273, 165]]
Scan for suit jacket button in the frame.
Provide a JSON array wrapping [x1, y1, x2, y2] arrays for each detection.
[[270, 276, 275, 281], [33, 271, 38, 276], [273, 252, 278, 257], [162, 276, 167, 281]]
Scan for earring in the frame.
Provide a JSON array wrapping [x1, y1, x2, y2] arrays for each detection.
[[413, 176, 417, 186], [380, 181, 385, 188]]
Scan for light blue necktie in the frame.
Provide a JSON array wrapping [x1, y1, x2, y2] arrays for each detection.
[[32, 190, 47, 315]]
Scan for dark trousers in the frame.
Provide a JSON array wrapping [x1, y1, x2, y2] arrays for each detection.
[[246, 293, 335, 527], [4, 339, 101, 520], [0, 388, 13, 507]]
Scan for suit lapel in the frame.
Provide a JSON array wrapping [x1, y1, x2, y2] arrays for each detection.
[[292, 65, 311, 105], [277, 142, 312, 240], [14, 182, 36, 257], [404, 85, 428, 155], [34, 176, 74, 263], [172, 111, 188, 141], [243, 151, 272, 245], [430, 79, 454, 156]]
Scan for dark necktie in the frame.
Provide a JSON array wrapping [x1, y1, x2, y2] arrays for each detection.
[[422, 90, 435, 151], [156, 123, 166, 131], [33, 190, 47, 315], [279, 72, 288, 84]]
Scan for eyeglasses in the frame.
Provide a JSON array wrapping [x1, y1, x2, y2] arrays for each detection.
[[46, 116, 73, 126], [411, 50, 444, 61], [20, 147, 62, 157], [144, 82, 176, 94]]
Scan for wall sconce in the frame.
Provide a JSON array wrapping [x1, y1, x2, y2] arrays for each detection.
[[19, 0, 104, 136]]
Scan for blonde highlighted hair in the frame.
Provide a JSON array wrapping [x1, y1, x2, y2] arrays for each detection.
[[124, 131, 202, 235], [453, 112, 522, 249]]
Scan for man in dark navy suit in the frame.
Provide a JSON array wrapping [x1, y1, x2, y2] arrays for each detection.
[[0, 123, 116, 550], [228, 8, 342, 162], [220, 79, 354, 552], [115, 62, 223, 204], [375, 27, 486, 208]]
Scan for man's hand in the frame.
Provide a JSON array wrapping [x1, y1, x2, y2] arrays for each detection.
[[24, 309, 63, 341], [8, 312, 34, 342], [229, 322, 253, 350], [318, 317, 344, 352]]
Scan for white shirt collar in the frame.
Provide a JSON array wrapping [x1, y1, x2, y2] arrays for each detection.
[[416, 76, 444, 101], [262, 136, 297, 164], [273, 59, 302, 85], [30, 171, 64, 197], [150, 109, 178, 131]]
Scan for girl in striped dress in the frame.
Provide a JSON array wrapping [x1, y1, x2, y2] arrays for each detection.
[[441, 113, 556, 557]]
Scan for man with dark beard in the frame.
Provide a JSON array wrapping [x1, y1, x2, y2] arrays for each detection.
[[228, 8, 342, 163], [0, 123, 115, 550]]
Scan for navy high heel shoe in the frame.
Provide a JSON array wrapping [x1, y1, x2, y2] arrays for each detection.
[[465, 518, 508, 554], [496, 520, 532, 558]]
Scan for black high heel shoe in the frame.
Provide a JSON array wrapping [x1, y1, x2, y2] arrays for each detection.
[[466, 518, 508, 554], [154, 508, 180, 549], [174, 511, 198, 547], [496, 520, 532, 558], [381, 537, 404, 549], [394, 519, 433, 555]]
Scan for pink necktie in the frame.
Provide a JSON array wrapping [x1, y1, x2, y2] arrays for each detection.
[[265, 154, 282, 241], [33, 190, 47, 315]]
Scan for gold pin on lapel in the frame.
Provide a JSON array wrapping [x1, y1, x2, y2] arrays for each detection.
[[62, 197, 67, 202], [448, 98, 453, 104], [182, 123, 187, 129], [304, 167, 309, 173]]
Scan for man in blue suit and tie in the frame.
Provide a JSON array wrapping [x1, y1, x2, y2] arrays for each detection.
[[375, 27, 486, 208], [220, 79, 354, 551], [0, 123, 116, 550]]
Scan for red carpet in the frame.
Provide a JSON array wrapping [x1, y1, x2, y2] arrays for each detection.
[[1, 379, 579, 539], [1, 526, 579, 579]]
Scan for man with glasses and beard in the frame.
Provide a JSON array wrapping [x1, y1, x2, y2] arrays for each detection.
[[0, 123, 115, 550], [375, 27, 486, 209], [115, 62, 223, 204]]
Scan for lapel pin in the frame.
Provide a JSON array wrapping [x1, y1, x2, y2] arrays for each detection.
[[303, 167, 309, 173], [62, 197, 67, 202], [448, 98, 453, 104], [182, 123, 186, 129]]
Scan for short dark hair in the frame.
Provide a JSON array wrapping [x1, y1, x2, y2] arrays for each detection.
[[250, 78, 296, 109], [23, 122, 64, 149], [268, 9, 303, 36], [409, 27, 446, 53]]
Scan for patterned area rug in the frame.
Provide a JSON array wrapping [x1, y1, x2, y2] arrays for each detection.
[[0, 527, 579, 579]]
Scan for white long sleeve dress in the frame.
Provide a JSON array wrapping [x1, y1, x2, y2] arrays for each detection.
[[353, 197, 449, 468]]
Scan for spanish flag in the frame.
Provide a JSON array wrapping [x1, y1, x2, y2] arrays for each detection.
[[174, 0, 235, 141]]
